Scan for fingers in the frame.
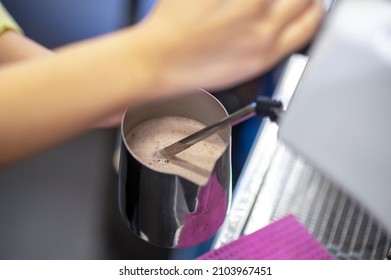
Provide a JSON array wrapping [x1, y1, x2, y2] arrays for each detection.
[[275, 0, 325, 56], [267, 0, 314, 32]]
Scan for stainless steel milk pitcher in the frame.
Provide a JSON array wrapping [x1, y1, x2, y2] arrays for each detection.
[[118, 89, 231, 248]]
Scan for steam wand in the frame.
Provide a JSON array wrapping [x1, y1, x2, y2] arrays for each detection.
[[161, 96, 284, 158]]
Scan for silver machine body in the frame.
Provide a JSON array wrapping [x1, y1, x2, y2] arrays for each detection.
[[214, 0, 391, 259]]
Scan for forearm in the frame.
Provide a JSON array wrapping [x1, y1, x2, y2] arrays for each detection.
[[0, 30, 53, 64], [0, 26, 173, 166], [0, 0, 324, 166]]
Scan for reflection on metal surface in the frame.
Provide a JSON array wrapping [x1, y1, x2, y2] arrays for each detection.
[[119, 91, 231, 248], [213, 54, 391, 259]]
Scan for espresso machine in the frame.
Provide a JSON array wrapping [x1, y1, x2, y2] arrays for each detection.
[[213, 0, 391, 260]]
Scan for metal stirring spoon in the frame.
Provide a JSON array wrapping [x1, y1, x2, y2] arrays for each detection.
[[160, 96, 283, 158]]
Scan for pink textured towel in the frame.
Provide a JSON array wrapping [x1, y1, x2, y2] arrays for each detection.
[[197, 215, 333, 260]]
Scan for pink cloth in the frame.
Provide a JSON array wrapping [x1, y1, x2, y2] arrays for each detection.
[[197, 215, 333, 260]]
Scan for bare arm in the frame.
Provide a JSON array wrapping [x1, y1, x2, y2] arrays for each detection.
[[0, 30, 125, 128], [0, 29, 53, 64], [0, 0, 324, 166], [0, 27, 157, 165]]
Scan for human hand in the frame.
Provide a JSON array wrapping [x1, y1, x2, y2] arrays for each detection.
[[140, 0, 324, 92]]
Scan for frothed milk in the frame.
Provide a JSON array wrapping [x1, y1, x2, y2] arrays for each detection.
[[126, 116, 227, 186]]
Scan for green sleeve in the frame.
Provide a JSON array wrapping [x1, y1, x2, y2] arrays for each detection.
[[0, 2, 22, 34]]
